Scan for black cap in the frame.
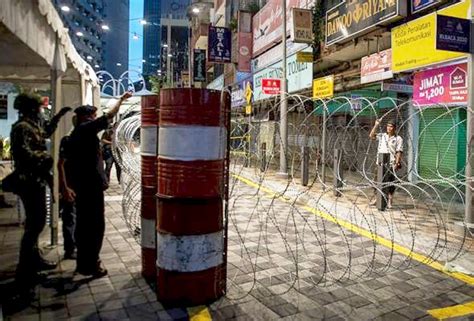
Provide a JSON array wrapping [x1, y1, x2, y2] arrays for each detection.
[[14, 93, 42, 112], [74, 105, 97, 116]]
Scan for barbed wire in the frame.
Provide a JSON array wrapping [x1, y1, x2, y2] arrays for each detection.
[[112, 92, 473, 305]]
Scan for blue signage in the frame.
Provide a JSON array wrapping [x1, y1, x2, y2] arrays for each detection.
[[208, 26, 232, 63], [412, 0, 444, 14], [436, 15, 471, 53]]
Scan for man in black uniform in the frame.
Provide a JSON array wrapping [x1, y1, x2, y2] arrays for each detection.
[[58, 116, 77, 260], [9, 93, 71, 293], [68, 92, 131, 277]]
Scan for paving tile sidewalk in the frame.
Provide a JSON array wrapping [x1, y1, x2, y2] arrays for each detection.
[[0, 178, 187, 321], [1, 172, 474, 320]]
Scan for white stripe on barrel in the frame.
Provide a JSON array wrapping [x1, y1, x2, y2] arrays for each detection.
[[141, 126, 158, 157], [157, 231, 223, 272], [158, 126, 226, 161], [141, 217, 156, 249]]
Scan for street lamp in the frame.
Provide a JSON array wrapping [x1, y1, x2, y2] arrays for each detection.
[[140, 19, 147, 25], [192, 7, 200, 14], [76, 31, 84, 37], [61, 5, 70, 12], [101, 24, 110, 31]]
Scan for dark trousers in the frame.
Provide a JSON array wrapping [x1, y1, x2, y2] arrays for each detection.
[[75, 187, 105, 272], [16, 184, 47, 288], [60, 199, 76, 254], [105, 157, 122, 183]]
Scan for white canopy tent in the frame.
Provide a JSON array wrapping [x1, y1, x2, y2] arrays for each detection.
[[0, 0, 101, 244]]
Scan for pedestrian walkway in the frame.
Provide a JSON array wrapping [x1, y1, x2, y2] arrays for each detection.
[[1, 173, 474, 320]]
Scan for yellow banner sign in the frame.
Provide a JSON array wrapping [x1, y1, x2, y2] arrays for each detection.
[[296, 52, 313, 63], [313, 76, 334, 99], [391, 0, 469, 73]]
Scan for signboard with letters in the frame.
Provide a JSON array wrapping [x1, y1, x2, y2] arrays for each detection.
[[253, 48, 313, 101], [412, 0, 447, 14], [208, 26, 232, 63], [296, 51, 313, 63], [392, 0, 469, 72], [326, 0, 406, 46], [291, 8, 313, 43], [231, 72, 252, 109], [252, 0, 312, 57], [360, 49, 393, 84], [413, 62, 468, 106], [262, 78, 281, 95], [436, 15, 471, 53], [193, 49, 206, 82], [313, 75, 334, 99]]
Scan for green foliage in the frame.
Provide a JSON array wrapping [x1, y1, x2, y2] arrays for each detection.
[[229, 17, 238, 32], [148, 75, 163, 93], [246, 1, 260, 14], [312, 0, 325, 59]]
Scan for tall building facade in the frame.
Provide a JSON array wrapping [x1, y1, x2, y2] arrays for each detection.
[[53, 0, 129, 80], [142, 0, 190, 85]]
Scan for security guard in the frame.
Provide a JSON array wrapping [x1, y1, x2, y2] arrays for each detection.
[[67, 92, 131, 278], [9, 93, 71, 293]]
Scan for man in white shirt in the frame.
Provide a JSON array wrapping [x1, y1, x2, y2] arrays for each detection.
[[369, 119, 403, 209]]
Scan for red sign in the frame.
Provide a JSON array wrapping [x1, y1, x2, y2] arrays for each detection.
[[360, 49, 393, 84], [262, 78, 281, 95], [238, 32, 252, 72], [413, 63, 468, 106]]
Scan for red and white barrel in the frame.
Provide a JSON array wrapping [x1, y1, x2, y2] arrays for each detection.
[[141, 94, 158, 281], [156, 88, 229, 305]]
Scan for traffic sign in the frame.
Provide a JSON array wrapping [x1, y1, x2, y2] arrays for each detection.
[[262, 78, 281, 95], [245, 82, 252, 104], [245, 104, 252, 115]]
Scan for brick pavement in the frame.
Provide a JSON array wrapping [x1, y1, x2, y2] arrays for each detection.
[[0, 172, 474, 320]]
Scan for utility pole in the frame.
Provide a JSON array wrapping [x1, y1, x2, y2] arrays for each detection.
[[465, 7, 474, 227], [278, 0, 288, 177], [167, 13, 172, 87]]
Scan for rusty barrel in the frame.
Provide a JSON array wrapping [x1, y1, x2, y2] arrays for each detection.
[[156, 88, 229, 305], [140, 94, 158, 281]]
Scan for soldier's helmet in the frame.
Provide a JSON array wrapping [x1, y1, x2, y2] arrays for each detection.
[[14, 93, 42, 113]]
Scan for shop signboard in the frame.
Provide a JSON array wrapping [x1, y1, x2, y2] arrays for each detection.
[[360, 49, 393, 84], [291, 8, 313, 44], [296, 51, 313, 63], [253, 48, 313, 101], [326, 0, 406, 46], [252, 40, 308, 72], [252, 0, 312, 57], [382, 82, 414, 93], [413, 62, 468, 106], [231, 72, 252, 109], [436, 15, 471, 53], [392, 0, 469, 72], [262, 78, 281, 95], [193, 49, 206, 82], [238, 32, 252, 72], [208, 26, 232, 63], [313, 75, 334, 99], [412, 0, 447, 14]]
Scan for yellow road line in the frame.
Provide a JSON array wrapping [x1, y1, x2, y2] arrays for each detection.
[[232, 173, 474, 286], [187, 306, 212, 321], [428, 301, 474, 320]]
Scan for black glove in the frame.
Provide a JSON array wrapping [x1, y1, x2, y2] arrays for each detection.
[[58, 106, 72, 117]]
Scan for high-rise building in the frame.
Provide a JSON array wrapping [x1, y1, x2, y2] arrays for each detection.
[[142, 0, 190, 85], [53, 0, 129, 80]]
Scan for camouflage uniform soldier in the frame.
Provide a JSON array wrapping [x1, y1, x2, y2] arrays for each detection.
[[9, 93, 71, 294]]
